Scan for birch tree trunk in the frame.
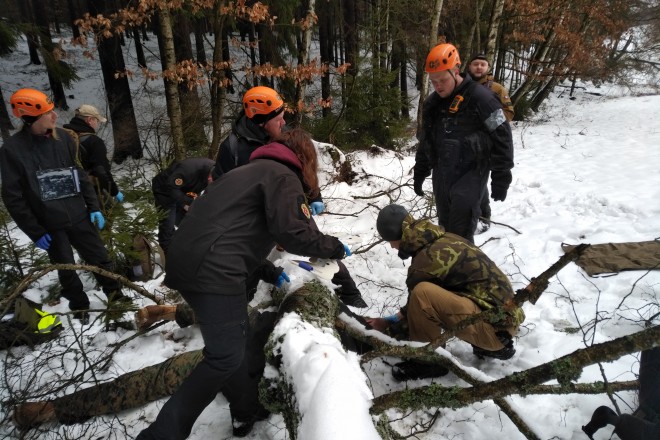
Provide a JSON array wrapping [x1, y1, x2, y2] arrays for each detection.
[[156, 6, 186, 161], [416, 0, 443, 131], [294, 0, 317, 124], [484, 0, 505, 62]]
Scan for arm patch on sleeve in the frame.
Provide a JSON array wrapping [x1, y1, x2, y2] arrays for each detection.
[[297, 195, 311, 220], [485, 108, 506, 132]]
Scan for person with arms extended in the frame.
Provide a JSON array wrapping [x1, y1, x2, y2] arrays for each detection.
[[0, 88, 131, 324], [136, 128, 353, 439], [413, 43, 514, 243], [366, 204, 525, 381], [466, 52, 515, 234], [63, 104, 123, 209], [151, 157, 215, 253], [213, 85, 367, 308]]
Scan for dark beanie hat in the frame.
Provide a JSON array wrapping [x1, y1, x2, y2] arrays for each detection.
[[377, 204, 409, 241], [468, 52, 489, 64]]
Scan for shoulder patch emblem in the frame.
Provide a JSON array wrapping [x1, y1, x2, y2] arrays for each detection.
[[301, 203, 311, 219], [174, 178, 184, 186]]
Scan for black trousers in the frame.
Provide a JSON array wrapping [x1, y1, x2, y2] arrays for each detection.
[[154, 194, 186, 253], [432, 167, 489, 243], [46, 217, 122, 310], [137, 292, 248, 440]]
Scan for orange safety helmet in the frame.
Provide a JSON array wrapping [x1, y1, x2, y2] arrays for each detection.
[[10, 88, 54, 118], [242, 86, 284, 124], [425, 44, 461, 73]]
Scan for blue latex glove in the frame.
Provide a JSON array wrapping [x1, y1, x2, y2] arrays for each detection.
[[343, 243, 352, 257], [115, 191, 124, 203], [90, 211, 105, 230], [35, 233, 52, 250], [310, 201, 325, 216], [276, 271, 290, 288]]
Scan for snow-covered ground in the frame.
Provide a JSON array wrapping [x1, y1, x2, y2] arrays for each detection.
[[1, 31, 659, 440]]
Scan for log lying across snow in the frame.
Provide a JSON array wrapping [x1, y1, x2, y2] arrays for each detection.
[[12, 281, 381, 439]]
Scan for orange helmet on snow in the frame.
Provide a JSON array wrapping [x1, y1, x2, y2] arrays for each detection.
[[425, 44, 461, 73], [10, 88, 54, 119], [242, 86, 284, 124]]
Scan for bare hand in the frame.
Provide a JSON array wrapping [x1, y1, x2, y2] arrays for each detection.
[[365, 317, 389, 332]]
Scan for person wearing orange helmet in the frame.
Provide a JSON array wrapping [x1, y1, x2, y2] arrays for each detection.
[[413, 43, 514, 243], [0, 88, 132, 324]]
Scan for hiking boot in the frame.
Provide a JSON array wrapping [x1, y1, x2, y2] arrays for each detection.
[[72, 309, 90, 325], [335, 288, 368, 308], [472, 331, 516, 360], [391, 360, 449, 381], [475, 218, 491, 235], [232, 406, 270, 437], [135, 305, 178, 331]]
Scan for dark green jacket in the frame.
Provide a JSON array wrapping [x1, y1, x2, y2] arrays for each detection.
[[400, 216, 525, 328]]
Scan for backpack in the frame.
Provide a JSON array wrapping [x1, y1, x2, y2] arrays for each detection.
[[129, 234, 166, 282]]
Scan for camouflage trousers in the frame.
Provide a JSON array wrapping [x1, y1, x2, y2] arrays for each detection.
[[406, 281, 516, 351]]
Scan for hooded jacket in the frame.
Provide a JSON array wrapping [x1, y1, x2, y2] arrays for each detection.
[[63, 116, 119, 196], [212, 112, 269, 180], [399, 215, 525, 328], [0, 127, 100, 241], [164, 141, 345, 295], [152, 157, 215, 206], [476, 75, 514, 122]]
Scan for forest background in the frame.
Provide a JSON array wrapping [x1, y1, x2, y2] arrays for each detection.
[[0, 0, 658, 164]]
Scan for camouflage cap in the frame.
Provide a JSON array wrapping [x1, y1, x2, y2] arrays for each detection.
[[377, 204, 409, 241]]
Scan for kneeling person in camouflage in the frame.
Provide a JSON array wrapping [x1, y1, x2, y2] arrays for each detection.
[[367, 204, 525, 381]]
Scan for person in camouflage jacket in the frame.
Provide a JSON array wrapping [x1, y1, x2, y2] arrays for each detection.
[[368, 204, 524, 376]]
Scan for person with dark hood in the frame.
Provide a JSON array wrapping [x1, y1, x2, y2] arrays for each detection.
[[151, 157, 215, 253], [366, 204, 525, 381], [413, 44, 514, 243], [63, 104, 122, 209], [0, 88, 131, 324], [212, 85, 367, 308], [136, 128, 353, 439], [466, 52, 515, 234]]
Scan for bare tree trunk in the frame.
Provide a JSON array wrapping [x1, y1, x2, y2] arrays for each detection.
[[318, 0, 333, 118], [0, 84, 13, 140], [87, 0, 142, 163], [16, 0, 41, 65], [207, 0, 228, 160], [66, 0, 81, 39], [484, 0, 504, 62], [156, 7, 186, 161], [132, 26, 147, 68], [293, 0, 316, 124], [416, 0, 443, 131], [32, 0, 69, 110]]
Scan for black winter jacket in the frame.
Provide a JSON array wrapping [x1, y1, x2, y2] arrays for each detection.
[[212, 111, 269, 180], [63, 116, 119, 196], [414, 74, 514, 193], [0, 127, 100, 241], [152, 158, 215, 206], [164, 142, 345, 295]]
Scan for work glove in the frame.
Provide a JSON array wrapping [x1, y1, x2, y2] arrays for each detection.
[[35, 233, 52, 251], [342, 243, 352, 257], [491, 170, 512, 202], [491, 185, 508, 202], [275, 271, 290, 288], [310, 201, 325, 216], [90, 211, 105, 230], [115, 191, 124, 203], [413, 177, 425, 197]]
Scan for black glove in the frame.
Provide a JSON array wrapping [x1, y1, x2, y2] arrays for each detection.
[[491, 170, 512, 202], [491, 185, 508, 202], [413, 178, 425, 197]]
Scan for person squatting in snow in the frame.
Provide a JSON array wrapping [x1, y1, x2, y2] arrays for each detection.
[[366, 204, 525, 381]]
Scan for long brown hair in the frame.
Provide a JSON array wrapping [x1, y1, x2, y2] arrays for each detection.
[[277, 128, 320, 198]]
